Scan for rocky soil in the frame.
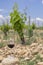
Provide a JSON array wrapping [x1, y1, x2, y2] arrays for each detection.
[[0, 42, 43, 65], [0, 30, 43, 65]]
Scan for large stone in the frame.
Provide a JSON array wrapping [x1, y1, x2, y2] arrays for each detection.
[[23, 52, 30, 57], [37, 62, 43, 65], [0, 56, 4, 62], [32, 49, 38, 55], [30, 43, 38, 48], [24, 57, 30, 61], [17, 49, 27, 56], [0, 63, 2, 65], [40, 54, 43, 59], [2, 56, 19, 65]]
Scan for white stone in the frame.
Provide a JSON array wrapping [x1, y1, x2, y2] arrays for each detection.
[[2, 56, 19, 65], [24, 57, 30, 61], [37, 62, 43, 65]]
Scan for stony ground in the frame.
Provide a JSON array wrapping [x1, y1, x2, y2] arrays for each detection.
[[0, 42, 43, 65], [0, 30, 43, 65]]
